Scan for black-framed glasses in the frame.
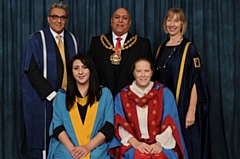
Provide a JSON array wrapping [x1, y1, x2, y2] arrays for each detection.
[[49, 15, 68, 21]]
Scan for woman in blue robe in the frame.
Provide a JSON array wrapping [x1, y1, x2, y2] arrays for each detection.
[[47, 53, 114, 159]]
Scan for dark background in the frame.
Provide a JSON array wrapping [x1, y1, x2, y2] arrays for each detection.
[[0, 0, 239, 158]]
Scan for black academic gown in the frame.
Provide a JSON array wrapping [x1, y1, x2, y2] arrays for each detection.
[[154, 37, 211, 159], [89, 32, 152, 97]]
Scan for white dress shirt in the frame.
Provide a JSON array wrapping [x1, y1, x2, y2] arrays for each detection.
[[112, 32, 128, 54]]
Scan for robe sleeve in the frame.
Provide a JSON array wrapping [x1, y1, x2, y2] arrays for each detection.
[[102, 87, 114, 125], [162, 87, 188, 157], [27, 55, 55, 100], [100, 87, 114, 141], [99, 121, 114, 142], [23, 32, 56, 100], [49, 91, 65, 136], [155, 126, 176, 149], [118, 126, 133, 146]]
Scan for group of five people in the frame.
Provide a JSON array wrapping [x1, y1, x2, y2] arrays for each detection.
[[22, 1, 211, 159]]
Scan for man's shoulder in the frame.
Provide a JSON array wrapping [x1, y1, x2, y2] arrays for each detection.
[[27, 28, 50, 40], [91, 35, 101, 40], [128, 32, 150, 42], [27, 30, 41, 40], [136, 35, 150, 42], [135, 35, 150, 46], [27, 32, 37, 40], [64, 29, 75, 35]]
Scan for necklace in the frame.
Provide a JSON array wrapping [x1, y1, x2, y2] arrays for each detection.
[[157, 37, 183, 70], [100, 34, 138, 65], [100, 34, 138, 51]]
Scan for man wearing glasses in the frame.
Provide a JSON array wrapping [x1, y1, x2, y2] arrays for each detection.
[[22, 1, 80, 159]]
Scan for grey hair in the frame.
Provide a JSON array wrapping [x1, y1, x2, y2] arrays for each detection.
[[48, 1, 68, 17]]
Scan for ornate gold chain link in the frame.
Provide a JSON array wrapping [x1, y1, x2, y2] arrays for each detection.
[[100, 34, 138, 51]]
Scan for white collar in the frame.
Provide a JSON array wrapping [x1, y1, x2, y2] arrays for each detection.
[[49, 27, 64, 39], [112, 32, 128, 41], [130, 81, 154, 98]]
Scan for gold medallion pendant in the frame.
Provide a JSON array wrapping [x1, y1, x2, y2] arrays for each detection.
[[100, 34, 138, 65], [110, 53, 122, 65]]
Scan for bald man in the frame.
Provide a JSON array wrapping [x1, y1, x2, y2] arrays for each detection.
[[89, 8, 152, 97]]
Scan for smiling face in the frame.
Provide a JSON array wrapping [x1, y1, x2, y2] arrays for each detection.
[[48, 8, 67, 34], [165, 14, 182, 36], [111, 8, 131, 36], [72, 59, 90, 87], [163, 8, 187, 35], [133, 60, 153, 90]]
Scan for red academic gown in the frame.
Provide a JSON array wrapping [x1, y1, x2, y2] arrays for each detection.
[[109, 82, 188, 159]]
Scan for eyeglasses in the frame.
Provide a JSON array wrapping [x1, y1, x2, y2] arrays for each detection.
[[49, 15, 68, 21]]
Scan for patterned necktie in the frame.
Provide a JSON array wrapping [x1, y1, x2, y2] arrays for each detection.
[[56, 35, 67, 89], [115, 37, 122, 54]]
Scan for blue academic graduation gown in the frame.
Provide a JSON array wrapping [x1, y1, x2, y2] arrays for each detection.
[[22, 27, 80, 158], [47, 87, 114, 159]]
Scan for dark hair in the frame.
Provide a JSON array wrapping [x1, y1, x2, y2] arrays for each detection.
[[131, 55, 154, 73], [66, 53, 101, 111], [111, 7, 131, 20]]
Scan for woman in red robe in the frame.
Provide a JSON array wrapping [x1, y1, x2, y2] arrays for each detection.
[[109, 56, 188, 159]]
